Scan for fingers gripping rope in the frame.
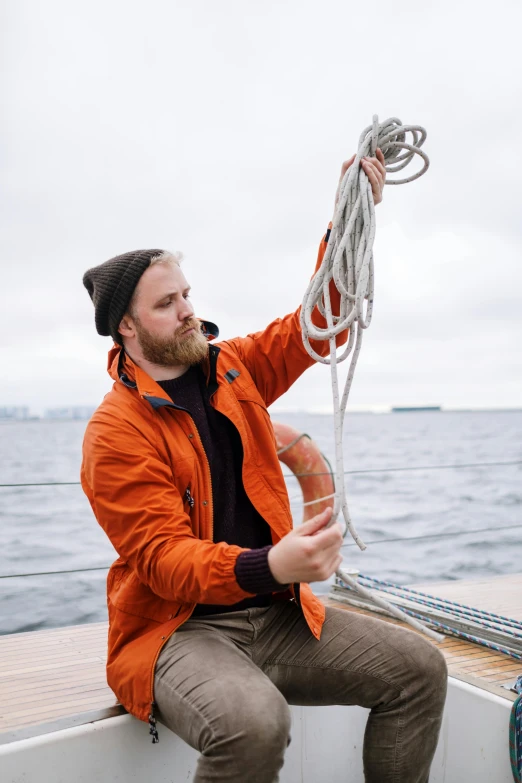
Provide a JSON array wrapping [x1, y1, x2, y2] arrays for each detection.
[[300, 115, 442, 641]]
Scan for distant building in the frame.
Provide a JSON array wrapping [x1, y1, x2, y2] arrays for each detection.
[[0, 406, 30, 420], [44, 406, 96, 421]]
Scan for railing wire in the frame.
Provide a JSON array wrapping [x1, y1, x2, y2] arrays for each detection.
[[1, 459, 520, 488], [1, 523, 520, 580]]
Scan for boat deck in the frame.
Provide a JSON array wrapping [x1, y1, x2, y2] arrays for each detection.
[[1, 573, 521, 744], [326, 573, 522, 700]]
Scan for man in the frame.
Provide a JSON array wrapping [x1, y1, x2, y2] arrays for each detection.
[[81, 150, 447, 783]]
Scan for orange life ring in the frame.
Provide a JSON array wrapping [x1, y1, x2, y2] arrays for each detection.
[[272, 421, 335, 522]]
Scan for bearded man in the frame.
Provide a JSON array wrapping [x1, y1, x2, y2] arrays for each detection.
[[81, 150, 447, 783]]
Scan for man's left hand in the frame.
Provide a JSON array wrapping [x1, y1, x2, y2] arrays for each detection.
[[333, 148, 387, 215]]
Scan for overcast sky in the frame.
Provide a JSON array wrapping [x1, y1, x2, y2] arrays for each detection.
[[2, 0, 521, 414]]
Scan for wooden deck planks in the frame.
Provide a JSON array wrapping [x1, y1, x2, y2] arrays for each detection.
[[0, 576, 520, 741], [405, 573, 522, 690], [0, 623, 116, 738], [414, 574, 522, 621], [323, 573, 522, 700]]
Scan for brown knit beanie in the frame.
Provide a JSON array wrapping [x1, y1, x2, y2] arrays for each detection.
[[83, 249, 164, 344]]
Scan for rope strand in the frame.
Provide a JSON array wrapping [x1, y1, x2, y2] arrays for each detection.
[[300, 115, 429, 540], [357, 573, 522, 630], [300, 115, 436, 638]]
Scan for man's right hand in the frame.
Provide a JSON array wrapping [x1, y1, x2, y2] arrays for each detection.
[[267, 507, 343, 584]]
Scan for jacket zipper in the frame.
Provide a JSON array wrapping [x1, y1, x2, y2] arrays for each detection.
[[189, 423, 214, 543], [149, 702, 159, 743], [142, 395, 214, 539], [144, 404, 214, 743], [143, 346, 240, 742], [148, 602, 185, 740], [184, 487, 195, 509]]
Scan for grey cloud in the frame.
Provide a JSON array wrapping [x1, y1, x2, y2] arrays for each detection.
[[2, 0, 521, 412]]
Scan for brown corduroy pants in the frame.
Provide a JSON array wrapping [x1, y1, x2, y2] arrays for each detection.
[[154, 600, 447, 783]]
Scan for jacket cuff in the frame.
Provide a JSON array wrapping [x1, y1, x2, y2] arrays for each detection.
[[234, 546, 289, 594]]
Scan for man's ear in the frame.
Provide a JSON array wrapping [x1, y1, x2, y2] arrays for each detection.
[[118, 313, 135, 340]]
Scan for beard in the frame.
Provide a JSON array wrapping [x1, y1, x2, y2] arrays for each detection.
[[134, 315, 209, 367]]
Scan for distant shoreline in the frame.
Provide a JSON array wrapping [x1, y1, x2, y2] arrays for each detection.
[[1, 407, 521, 422]]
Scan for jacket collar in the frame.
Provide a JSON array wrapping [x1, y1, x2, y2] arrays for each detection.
[[107, 319, 220, 405]]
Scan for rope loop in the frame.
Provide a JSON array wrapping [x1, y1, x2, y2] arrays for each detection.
[[300, 114, 429, 548], [276, 432, 311, 456], [299, 114, 440, 641]]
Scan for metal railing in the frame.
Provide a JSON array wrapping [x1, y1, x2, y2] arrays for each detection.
[[1, 457, 520, 580]]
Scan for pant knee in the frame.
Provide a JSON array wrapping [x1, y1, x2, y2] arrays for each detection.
[[209, 680, 291, 759], [241, 688, 292, 754], [415, 641, 448, 707], [425, 644, 447, 682]]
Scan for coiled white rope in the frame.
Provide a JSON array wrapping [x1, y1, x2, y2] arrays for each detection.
[[301, 115, 443, 642]]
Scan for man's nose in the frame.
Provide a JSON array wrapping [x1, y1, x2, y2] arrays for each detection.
[[179, 297, 195, 322]]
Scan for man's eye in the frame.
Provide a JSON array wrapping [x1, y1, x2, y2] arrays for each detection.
[[183, 294, 191, 300], [162, 300, 172, 307]]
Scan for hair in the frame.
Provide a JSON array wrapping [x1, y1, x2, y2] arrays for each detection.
[[150, 250, 184, 267], [127, 250, 184, 320]]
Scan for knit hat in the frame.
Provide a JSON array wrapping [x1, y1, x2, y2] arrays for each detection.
[[83, 249, 164, 344]]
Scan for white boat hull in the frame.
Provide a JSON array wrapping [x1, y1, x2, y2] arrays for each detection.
[[0, 676, 514, 782]]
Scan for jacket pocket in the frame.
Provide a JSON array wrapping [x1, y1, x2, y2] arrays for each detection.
[[109, 566, 181, 624], [236, 396, 278, 465]]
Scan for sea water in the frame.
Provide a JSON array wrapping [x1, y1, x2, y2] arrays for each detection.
[[1, 410, 521, 635]]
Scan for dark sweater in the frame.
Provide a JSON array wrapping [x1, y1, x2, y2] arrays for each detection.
[[157, 365, 287, 615]]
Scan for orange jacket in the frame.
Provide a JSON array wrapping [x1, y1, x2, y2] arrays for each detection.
[[81, 226, 345, 728]]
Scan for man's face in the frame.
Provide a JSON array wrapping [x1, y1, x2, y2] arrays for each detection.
[[125, 261, 209, 367]]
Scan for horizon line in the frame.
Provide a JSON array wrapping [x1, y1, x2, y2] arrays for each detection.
[[1, 404, 521, 421]]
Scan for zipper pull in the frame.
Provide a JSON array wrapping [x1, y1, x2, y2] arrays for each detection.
[[184, 487, 195, 509], [149, 702, 159, 743]]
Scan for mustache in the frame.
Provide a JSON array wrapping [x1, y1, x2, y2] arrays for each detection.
[[178, 317, 202, 335]]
